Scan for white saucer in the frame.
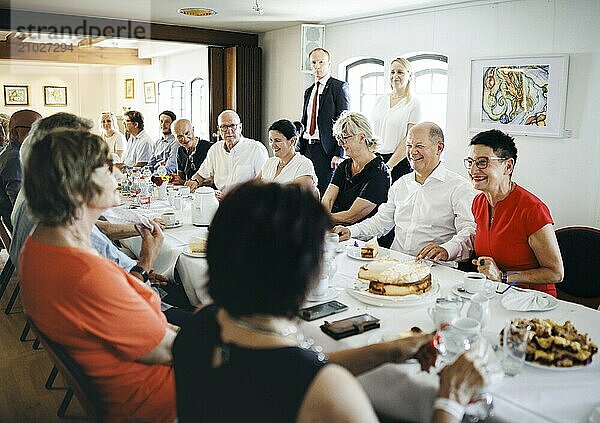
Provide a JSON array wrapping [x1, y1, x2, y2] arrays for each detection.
[[346, 247, 387, 261], [305, 288, 339, 302], [164, 221, 183, 229], [451, 284, 496, 300], [182, 247, 206, 258]]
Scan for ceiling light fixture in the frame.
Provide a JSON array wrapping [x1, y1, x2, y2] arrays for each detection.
[[252, 0, 264, 15], [177, 7, 217, 17]]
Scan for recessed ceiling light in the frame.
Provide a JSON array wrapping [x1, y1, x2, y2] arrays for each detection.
[[177, 7, 217, 17]]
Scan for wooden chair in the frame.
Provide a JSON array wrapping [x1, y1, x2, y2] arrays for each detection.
[[28, 318, 104, 422], [555, 226, 600, 309]]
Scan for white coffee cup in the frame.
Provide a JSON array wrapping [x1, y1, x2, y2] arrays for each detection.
[[161, 212, 177, 226], [179, 186, 191, 197], [463, 272, 492, 294], [307, 276, 329, 301]]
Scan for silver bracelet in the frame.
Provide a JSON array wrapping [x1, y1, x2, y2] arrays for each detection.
[[433, 397, 465, 421]]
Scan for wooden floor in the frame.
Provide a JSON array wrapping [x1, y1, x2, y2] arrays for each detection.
[[0, 250, 88, 423]]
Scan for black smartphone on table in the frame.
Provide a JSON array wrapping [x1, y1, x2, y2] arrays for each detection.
[[320, 313, 381, 340], [298, 300, 348, 321]]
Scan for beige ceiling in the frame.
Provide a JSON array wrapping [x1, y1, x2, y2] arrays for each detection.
[[1, 0, 484, 33]]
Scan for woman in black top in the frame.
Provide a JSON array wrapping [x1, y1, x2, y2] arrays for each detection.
[[173, 181, 486, 423], [322, 111, 391, 225]]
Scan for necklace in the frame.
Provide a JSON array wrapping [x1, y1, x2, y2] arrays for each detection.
[[228, 315, 327, 362]]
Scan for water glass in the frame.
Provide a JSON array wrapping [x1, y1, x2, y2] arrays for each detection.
[[502, 321, 531, 376]]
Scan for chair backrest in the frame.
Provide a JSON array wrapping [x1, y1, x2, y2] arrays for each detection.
[[0, 216, 12, 251], [555, 226, 600, 298], [27, 318, 104, 422]]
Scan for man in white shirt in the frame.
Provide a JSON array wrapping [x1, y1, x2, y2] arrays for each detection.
[[334, 122, 476, 261], [185, 110, 267, 196], [122, 110, 153, 167]]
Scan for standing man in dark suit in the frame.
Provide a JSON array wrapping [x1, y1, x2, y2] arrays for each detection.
[[300, 48, 350, 196]]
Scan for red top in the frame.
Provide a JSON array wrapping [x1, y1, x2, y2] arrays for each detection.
[[19, 238, 176, 423], [472, 184, 556, 296]]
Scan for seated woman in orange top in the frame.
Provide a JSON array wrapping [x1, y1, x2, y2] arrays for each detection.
[[19, 129, 176, 422], [466, 129, 563, 296]]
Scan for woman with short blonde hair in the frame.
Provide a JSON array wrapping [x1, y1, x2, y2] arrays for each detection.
[[98, 111, 126, 160], [322, 111, 390, 224]]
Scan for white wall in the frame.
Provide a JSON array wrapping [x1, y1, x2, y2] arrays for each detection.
[[260, 0, 600, 228]]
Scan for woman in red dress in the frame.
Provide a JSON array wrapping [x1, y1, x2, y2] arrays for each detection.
[[466, 129, 563, 296]]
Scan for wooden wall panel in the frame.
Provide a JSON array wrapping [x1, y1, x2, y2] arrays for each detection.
[[208, 47, 225, 141]]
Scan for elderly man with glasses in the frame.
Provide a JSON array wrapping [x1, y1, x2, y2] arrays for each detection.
[[0, 109, 41, 229], [334, 122, 476, 263], [185, 110, 267, 198]]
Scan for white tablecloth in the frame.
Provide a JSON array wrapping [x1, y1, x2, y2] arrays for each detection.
[[109, 203, 600, 422]]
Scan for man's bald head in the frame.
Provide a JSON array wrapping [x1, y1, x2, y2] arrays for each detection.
[[8, 109, 42, 145], [173, 118, 197, 151], [408, 121, 444, 145]]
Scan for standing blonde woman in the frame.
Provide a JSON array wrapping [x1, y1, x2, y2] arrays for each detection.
[[370, 57, 422, 182], [322, 111, 390, 224], [99, 111, 126, 160]]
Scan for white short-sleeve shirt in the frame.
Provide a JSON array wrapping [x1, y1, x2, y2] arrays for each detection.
[[196, 136, 268, 192], [122, 130, 153, 166], [103, 132, 127, 158], [260, 154, 318, 188], [370, 95, 422, 154]]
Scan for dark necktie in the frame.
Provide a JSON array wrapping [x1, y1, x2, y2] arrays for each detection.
[[309, 81, 320, 136]]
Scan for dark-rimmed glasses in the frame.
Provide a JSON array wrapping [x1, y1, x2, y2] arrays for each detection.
[[335, 133, 353, 144], [464, 156, 507, 170]]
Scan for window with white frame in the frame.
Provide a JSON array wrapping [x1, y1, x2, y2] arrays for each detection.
[[344, 58, 385, 114], [407, 53, 448, 132], [157, 80, 185, 119]]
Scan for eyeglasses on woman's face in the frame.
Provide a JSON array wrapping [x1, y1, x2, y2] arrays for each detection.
[[335, 133, 354, 144], [463, 156, 507, 170]]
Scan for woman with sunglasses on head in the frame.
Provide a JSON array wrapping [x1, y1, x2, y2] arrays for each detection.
[[466, 129, 563, 296], [99, 111, 126, 161], [19, 130, 176, 422], [321, 111, 390, 224]]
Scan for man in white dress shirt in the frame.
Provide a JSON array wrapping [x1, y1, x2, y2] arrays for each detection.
[[122, 110, 153, 167], [185, 110, 267, 197], [334, 122, 476, 261]]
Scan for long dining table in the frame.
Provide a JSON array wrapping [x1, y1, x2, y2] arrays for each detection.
[[109, 198, 600, 423]]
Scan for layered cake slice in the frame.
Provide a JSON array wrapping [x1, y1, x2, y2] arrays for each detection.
[[360, 237, 379, 259], [358, 258, 432, 296]]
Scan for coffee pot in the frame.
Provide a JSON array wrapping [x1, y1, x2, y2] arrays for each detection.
[[192, 187, 219, 226]]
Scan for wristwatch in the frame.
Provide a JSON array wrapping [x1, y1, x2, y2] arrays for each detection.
[[501, 271, 508, 284], [130, 265, 149, 282], [191, 177, 201, 186]]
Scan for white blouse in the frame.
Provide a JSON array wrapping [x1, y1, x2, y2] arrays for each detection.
[[370, 94, 422, 154], [260, 154, 318, 188], [103, 131, 127, 158]]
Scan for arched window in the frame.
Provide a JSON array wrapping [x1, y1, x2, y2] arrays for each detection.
[[158, 80, 184, 118], [407, 53, 448, 132], [344, 58, 384, 114]]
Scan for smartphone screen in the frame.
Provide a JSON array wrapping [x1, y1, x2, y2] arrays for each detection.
[[298, 300, 348, 321]]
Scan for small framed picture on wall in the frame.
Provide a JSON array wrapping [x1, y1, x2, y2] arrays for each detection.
[[3, 85, 29, 106], [125, 78, 135, 99], [44, 86, 68, 106], [144, 82, 156, 103]]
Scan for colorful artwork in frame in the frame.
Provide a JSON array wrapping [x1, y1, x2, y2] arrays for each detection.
[[3, 85, 29, 106], [125, 78, 135, 99], [469, 55, 569, 137], [44, 86, 67, 106]]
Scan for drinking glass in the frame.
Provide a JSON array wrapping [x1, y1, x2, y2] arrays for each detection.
[[502, 320, 532, 376]]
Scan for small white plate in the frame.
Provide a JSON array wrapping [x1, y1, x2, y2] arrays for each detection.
[[451, 284, 496, 300], [164, 221, 183, 229], [305, 288, 339, 303], [523, 359, 594, 371], [347, 280, 440, 307], [346, 247, 387, 261], [182, 247, 206, 258]]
